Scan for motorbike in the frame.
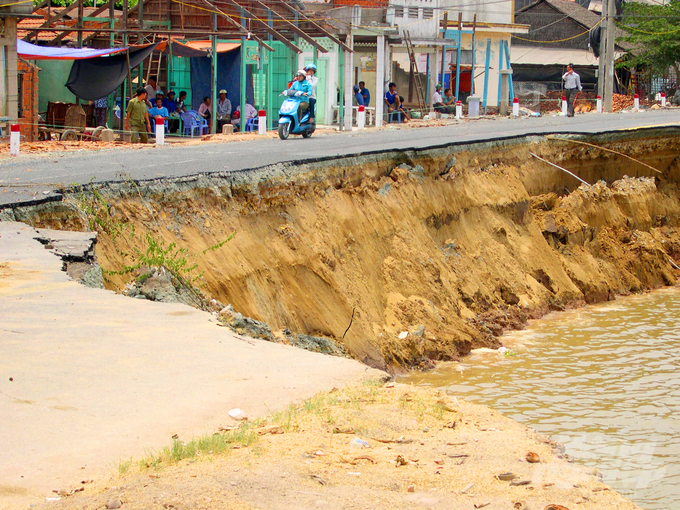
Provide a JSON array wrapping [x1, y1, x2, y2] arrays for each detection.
[[277, 89, 315, 140]]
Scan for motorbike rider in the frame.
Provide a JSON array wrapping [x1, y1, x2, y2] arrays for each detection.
[[304, 64, 318, 122], [290, 69, 312, 120]]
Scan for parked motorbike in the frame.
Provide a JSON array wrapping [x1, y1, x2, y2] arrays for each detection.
[[277, 89, 315, 140]]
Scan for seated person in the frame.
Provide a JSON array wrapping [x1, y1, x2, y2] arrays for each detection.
[[353, 84, 365, 106], [384, 83, 410, 122], [162, 90, 179, 133], [216, 89, 232, 131], [443, 88, 455, 112], [287, 69, 312, 119], [177, 91, 188, 114], [147, 98, 169, 133], [231, 102, 258, 131], [433, 84, 448, 114], [198, 96, 211, 130]]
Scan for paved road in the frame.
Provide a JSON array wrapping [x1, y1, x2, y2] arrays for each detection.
[[0, 221, 385, 505], [0, 110, 679, 207]]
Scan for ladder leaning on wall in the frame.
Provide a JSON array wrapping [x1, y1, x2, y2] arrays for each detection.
[[404, 30, 427, 112]]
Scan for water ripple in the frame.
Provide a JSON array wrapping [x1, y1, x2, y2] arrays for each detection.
[[405, 287, 680, 510]]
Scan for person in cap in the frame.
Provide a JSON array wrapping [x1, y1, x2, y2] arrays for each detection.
[[216, 89, 232, 131], [289, 69, 312, 119], [125, 87, 151, 143], [304, 64, 318, 122], [432, 83, 449, 114], [353, 84, 365, 107], [562, 63, 582, 117]]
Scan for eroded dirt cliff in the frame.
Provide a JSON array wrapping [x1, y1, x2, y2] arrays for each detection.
[[13, 131, 680, 371]]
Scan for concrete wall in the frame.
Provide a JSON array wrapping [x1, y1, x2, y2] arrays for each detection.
[[17, 59, 39, 142], [37, 60, 78, 112], [440, 0, 514, 25]]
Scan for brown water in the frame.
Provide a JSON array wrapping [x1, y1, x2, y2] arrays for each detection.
[[405, 288, 680, 510]]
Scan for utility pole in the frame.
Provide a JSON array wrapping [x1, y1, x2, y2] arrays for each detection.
[[604, 0, 616, 112], [597, 0, 606, 100]]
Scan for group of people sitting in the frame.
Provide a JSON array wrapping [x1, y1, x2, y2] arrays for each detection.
[[432, 84, 457, 114], [124, 75, 258, 143]]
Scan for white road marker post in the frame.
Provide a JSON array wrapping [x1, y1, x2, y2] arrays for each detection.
[[512, 97, 519, 117], [357, 105, 365, 130], [155, 117, 165, 145], [10, 124, 20, 156]]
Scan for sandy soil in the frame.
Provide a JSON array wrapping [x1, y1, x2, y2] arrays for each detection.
[[27, 383, 640, 510]]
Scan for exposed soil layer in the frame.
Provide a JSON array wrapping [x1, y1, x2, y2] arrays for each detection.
[[9, 130, 680, 371], [27, 383, 641, 510]]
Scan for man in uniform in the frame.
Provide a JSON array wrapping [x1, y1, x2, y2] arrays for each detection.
[[125, 87, 151, 143]]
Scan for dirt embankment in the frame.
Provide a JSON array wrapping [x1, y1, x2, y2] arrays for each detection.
[[30, 382, 641, 510], [17, 132, 680, 371]]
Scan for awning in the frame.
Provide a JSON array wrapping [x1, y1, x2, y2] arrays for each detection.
[[17, 39, 128, 60], [155, 39, 240, 58], [66, 43, 158, 100]]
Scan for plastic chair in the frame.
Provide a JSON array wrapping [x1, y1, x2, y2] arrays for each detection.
[[180, 111, 201, 137], [244, 117, 258, 132], [188, 110, 209, 135]]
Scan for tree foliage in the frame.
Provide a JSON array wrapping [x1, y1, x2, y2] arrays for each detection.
[[34, 0, 138, 9], [618, 0, 680, 76]]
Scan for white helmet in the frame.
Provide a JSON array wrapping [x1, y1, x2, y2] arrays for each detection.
[[297, 69, 306, 76]]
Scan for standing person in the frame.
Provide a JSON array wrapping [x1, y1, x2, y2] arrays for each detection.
[[216, 89, 232, 131], [125, 87, 151, 143], [358, 81, 370, 107], [562, 63, 582, 117], [353, 84, 365, 106], [145, 76, 157, 107], [94, 96, 108, 127], [305, 64, 318, 122]]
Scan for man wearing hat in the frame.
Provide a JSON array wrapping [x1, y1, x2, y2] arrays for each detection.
[[432, 83, 451, 114], [216, 89, 232, 132], [562, 63, 582, 117]]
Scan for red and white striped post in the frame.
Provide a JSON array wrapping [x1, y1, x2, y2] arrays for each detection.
[[561, 96, 568, 115], [357, 105, 366, 130], [455, 100, 462, 119], [9, 124, 20, 156], [596, 95, 602, 113], [512, 97, 519, 117], [661, 92, 666, 108], [155, 117, 165, 145], [258, 109, 266, 135], [633, 93, 640, 111]]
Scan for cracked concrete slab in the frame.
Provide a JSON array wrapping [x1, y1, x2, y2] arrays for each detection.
[[0, 221, 386, 507]]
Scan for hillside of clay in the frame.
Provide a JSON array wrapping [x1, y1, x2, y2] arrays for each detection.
[[22, 133, 680, 371]]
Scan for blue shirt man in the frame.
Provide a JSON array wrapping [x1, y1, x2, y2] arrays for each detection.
[[162, 91, 178, 114], [358, 81, 370, 107], [353, 85, 365, 106]]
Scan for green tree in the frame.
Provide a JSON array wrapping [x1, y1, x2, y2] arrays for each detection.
[[618, 0, 680, 77], [34, 0, 138, 9]]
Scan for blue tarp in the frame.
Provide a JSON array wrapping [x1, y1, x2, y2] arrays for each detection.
[[189, 48, 253, 112], [17, 39, 128, 60]]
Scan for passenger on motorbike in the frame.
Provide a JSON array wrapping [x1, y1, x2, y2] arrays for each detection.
[[304, 64, 318, 122], [289, 69, 312, 120]]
